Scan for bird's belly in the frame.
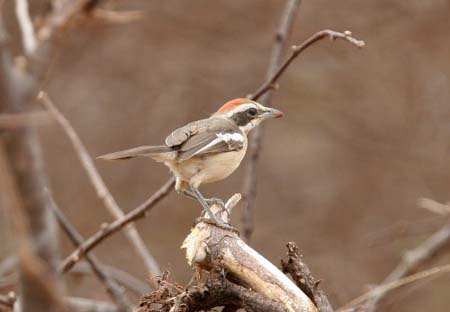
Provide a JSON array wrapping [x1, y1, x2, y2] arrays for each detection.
[[165, 148, 246, 185], [198, 149, 246, 183]]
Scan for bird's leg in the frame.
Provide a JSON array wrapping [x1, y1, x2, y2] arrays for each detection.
[[179, 189, 225, 208], [189, 185, 235, 231]]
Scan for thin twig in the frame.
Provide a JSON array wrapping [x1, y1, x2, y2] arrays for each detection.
[[338, 263, 450, 311], [249, 29, 365, 101], [72, 262, 149, 295], [15, 0, 37, 55], [0, 111, 50, 129], [48, 194, 131, 310], [360, 223, 450, 311], [59, 177, 175, 273], [38, 91, 161, 279], [241, 0, 301, 242]]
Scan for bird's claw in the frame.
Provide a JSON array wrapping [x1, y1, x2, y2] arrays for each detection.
[[195, 217, 239, 235], [206, 197, 225, 208]]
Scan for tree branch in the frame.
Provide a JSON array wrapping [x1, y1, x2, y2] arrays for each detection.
[[358, 223, 450, 311], [339, 263, 450, 311], [281, 242, 333, 312], [241, 0, 301, 242], [72, 262, 149, 296], [181, 194, 318, 312], [136, 272, 289, 312], [39, 91, 161, 282], [59, 177, 175, 273], [15, 0, 37, 56], [49, 195, 132, 311], [249, 29, 365, 101]]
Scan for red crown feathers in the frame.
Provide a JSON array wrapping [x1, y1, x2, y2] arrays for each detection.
[[216, 98, 250, 113]]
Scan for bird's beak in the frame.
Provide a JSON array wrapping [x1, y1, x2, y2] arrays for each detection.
[[261, 107, 284, 119]]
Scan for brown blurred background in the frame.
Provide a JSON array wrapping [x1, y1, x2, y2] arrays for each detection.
[[1, 1, 450, 311]]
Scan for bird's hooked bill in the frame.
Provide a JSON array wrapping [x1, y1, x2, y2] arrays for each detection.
[[261, 107, 283, 119]]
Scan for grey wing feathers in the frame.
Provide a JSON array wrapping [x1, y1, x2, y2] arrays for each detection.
[[165, 121, 200, 147], [98, 145, 171, 160], [174, 118, 245, 161]]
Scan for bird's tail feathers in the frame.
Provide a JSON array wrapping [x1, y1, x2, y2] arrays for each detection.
[[97, 145, 172, 160]]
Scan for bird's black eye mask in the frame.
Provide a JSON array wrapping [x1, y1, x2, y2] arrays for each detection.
[[231, 107, 260, 126]]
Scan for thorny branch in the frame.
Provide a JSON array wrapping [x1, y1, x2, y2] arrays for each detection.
[[241, 0, 301, 242], [39, 91, 161, 283], [59, 177, 175, 273], [281, 242, 333, 312]]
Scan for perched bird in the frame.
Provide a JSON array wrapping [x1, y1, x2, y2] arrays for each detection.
[[98, 98, 283, 228]]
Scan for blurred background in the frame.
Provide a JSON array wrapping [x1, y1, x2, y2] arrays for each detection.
[[1, 0, 450, 311]]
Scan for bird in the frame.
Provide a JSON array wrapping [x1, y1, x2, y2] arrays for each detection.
[[98, 98, 283, 229]]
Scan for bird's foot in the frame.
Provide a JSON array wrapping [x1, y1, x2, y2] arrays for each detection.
[[195, 216, 239, 235]]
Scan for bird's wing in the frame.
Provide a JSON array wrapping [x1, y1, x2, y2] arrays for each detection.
[[166, 118, 244, 161]]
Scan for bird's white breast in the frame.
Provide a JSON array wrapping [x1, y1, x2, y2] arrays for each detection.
[[164, 134, 247, 185]]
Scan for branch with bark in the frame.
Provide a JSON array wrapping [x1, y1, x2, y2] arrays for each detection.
[[281, 242, 333, 312], [134, 195, 319, 312]]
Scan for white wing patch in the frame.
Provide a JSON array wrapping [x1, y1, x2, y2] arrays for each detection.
[[191, 132, 244, 157], [216, 132, 244, 143]]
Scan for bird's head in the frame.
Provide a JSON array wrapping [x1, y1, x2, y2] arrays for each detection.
[[214, 98, 283, 133]]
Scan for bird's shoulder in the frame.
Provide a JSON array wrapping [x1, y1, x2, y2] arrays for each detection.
[[165, 117, 240, 148]]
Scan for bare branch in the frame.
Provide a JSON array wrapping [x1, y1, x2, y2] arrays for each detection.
[[419, 198, 450, 216], [59, 177, 175, 273], [182, 195, 317, 312], [0, 111, 50, 129], [72, 262, 149, 295], [281, 242, 333, 312], [339, 263, 450, 311], [249, 30, 365, 101], [0, 11, 69, 312], [38, 91, 161, 280], [242, 0, 301, 242], [49, 194, 132, 310], [346, 223, 450, 311], [89, 9, 144, 24], [136, 272, 289, 312], [15, 0, 37, 55]]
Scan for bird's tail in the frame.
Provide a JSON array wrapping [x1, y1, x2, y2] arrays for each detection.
[[97, 145, 172, 160]]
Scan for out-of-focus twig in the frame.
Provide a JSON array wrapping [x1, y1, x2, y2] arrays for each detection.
[[339, 263, 450, 311], [59, 177, 175, 274], [49, 194, 131, 310], [72, 262, 149, 295], [0, 111, 50, 129], [89, 9, 144, 24], [243, 8, 364, 242], [281, 242, 333, 312], [0, 10, 70, 312], [419, 198, 450, 216], [39, 91, 161, 280], [15, 0, 37, 55], [353, 223, 450, 311], [249, 29, 365, 100], [241, 0, 301, 242]]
